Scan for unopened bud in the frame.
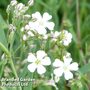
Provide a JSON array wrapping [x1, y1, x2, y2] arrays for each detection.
[[28, 0, 34, 6]]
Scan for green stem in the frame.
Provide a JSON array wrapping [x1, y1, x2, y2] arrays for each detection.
[[9, 58, 18, 78], [0, 42, 22, 90], [0, 43, 17, 77], [0, 42, 10, 56], [30, 73, 33, 90], [76, 0, 81, 47]]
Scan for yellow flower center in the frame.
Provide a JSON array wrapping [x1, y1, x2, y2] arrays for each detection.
[[39, 20, 44, 26], [63, 65, 69, 71], [35, 60, 41, 65], [60, 32, 66, 40]]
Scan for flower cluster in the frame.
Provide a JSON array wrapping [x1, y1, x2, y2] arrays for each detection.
[[22, 12, 55, 40], [27, 51, 78, 81], [51, 30, 72, 46], [7, 1, 72, 45], [7, 0, 79, 85], [29, 12, 55, 35], [59, 30, 72, 46], [7, 0, 28, 17]]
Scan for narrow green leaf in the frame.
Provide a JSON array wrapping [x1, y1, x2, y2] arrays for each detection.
[[0, 14, 7, 30], [0, 14, 8, 48]]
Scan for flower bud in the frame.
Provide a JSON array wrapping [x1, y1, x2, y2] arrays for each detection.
[[28, 0, 34, 6], [10, 0, 17, 6]]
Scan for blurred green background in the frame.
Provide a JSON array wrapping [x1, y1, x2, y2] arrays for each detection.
[[0, 0, 90, 90]]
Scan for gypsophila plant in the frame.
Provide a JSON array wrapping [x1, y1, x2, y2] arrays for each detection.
[[2, 0, 90, 90]]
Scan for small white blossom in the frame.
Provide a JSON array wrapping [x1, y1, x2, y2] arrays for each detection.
[[51, 31, 60, 41], [27, 31, 34, 36], [23, 34, 27, 41], [63, 52, 72, 61], [29, 12, 55, 35], [27, 50, 51, 75], [25, 25, 30, 30], [53, 53, 78, 80], [60, 30, 72, 46]]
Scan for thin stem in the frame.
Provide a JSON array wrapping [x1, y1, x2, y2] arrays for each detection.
[[76, 0, 86, 65], [30, 73, 33, 90], [0, 42, 22, 90], [0, 42, 10, 56], [0, 43, 18, 78], [9, 58, 18, 78], [76, 0, 81, 47]]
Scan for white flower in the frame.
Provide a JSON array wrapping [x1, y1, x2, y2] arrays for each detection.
[[63, 52, 72, 61], [27, 31, 34, 36], [23, 34, 27, 41], [51, 31, 60, 41], [27, 50, 51, 75], [22, 31, 34, 40], [53, 55, 78, 80], [60, 30, 72, 46], [25, 25, 30, 30], [29, 12, 55, 35]]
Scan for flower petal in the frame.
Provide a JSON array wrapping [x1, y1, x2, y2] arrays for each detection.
[[64, 71, 73, 80], [29, 22, 35, 30], [68, 33, 72, 40], [29, 22, 38, 31], [36, 26, 47, 35], [54, 68, 63, 77], [54, 31, 60, 37], [43, 12, 52, 21], [69, 62, 78, 71], [27, 53, 37, 62], [27, 63, 37, 72], [45, 22, 55, 30], [64, 58, 72, 66], [53, 59, 63, 67], [41, 57, 51, 66], [37, 65, 46, 74], [63, 40, 69, 46], [36, 50, 47, 60], [32, 12, 42, 20]]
